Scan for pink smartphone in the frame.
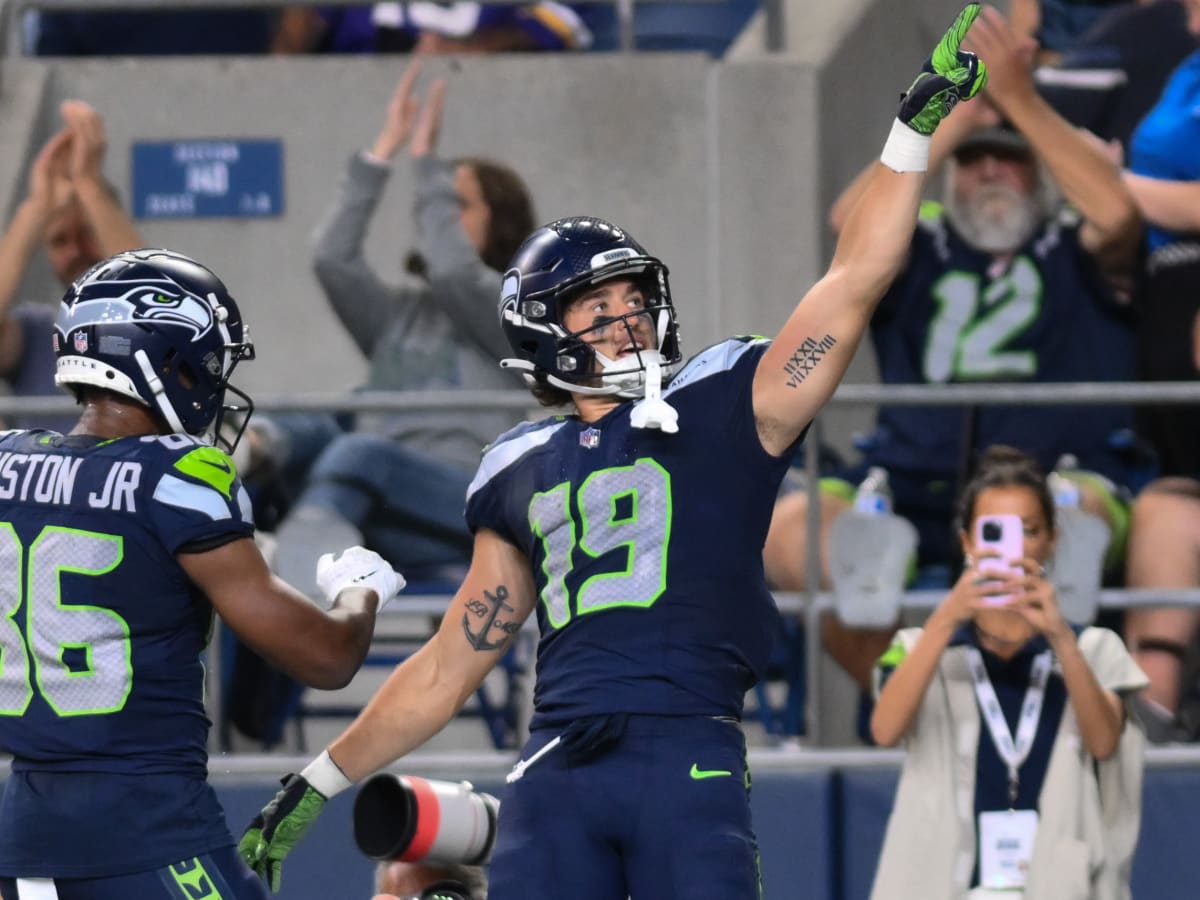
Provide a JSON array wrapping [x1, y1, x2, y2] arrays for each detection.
[[973, 513, 1024, 605]]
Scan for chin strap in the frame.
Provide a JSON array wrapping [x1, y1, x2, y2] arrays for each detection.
[[629, 358, 678, 433]]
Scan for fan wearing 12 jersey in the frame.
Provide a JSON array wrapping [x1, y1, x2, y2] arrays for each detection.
[[241, 7, 989, 899], [0, 249, 404, 900]]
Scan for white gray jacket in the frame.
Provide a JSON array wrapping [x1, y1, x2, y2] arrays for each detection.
[[312, 152, 519, 471], [870, 626, 1148, 900]]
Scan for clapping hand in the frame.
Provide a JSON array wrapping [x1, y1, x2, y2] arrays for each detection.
[[961, 5, 1038, 111], [370, 61, 448, 161], [27, 127, 74, 217], [59, 100, 108, 188], [408, 76, 445, 159]]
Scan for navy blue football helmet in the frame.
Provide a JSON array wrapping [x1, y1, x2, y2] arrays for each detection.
[[54, 248, 255, 444], [498, 217, 681, 398]]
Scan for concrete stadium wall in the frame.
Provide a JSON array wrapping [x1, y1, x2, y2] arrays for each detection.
[[3, 53, 816, 400], [0, 39, 877, 453], [0, 1, 1015, 451]]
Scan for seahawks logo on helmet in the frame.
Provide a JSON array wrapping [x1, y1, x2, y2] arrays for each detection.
[[65, 279, 217, 343], [133, 283, 218, 340]]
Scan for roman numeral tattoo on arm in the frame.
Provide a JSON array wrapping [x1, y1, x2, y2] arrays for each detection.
[[462, 585, 521, 652], [782, 333, 837, 388]]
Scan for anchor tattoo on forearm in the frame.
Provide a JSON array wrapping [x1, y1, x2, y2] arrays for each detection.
[[462, 584, 519, 652]]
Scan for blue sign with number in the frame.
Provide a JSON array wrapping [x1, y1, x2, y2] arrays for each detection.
[[132, 139, 284, 219]]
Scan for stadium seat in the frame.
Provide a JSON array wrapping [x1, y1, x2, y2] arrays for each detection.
[[583, 0, 760, 55]]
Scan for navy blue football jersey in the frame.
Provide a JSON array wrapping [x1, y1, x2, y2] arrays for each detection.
[[466, 338, 793, 729], [863, 207, 1136, 483], [0, 429, 255, 878]]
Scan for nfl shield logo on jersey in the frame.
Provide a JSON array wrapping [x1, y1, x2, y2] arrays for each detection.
[[73, 331, 88, 353], [579, 427, 601, 449]]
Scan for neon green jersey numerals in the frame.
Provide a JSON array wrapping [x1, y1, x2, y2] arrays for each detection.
[[0, 525, 131, 716], [528, 458, 672, 628]]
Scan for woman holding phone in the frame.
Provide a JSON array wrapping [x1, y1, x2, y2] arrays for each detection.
[[868, 445, 1147, 900]]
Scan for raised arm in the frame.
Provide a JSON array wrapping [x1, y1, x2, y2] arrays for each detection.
[[1049, 629, 1124, 759], [312, 63, 428, 357], [1006, 0, 1040, 46], [1006, 558, 1124, 759], [0, 128, 73, 374], [753, 4, 988, 456], [409, 77, 513, 361], [965, 6, 1140, 267], [60, 101, 144, 256], [871, 567, 988, 746], [239, 527, 537, 892], [1122, 173, 1200, 234], [828, 92, 1002, 235]]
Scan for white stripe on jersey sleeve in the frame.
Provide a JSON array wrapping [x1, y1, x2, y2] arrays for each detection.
[[16, 879, 59, 899], [152, 473, 234, 522], [236, 483, 255, 526], [663, 337, 769, 398], [466, 421, 567, 503]]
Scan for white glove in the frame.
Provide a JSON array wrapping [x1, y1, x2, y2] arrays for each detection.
[[315, 546, 406, 611]]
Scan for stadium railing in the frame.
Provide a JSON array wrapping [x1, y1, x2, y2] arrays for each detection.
[[0, 0, 778, 56], [5, 379, 1200, 746]]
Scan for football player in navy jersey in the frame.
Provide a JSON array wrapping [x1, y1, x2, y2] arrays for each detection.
[[241, 7, 989, 898], [0, 249, 405, 900]]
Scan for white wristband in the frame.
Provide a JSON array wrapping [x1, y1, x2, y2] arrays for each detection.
[[301, 749, 354, 799], [879, 119, 931, 173]]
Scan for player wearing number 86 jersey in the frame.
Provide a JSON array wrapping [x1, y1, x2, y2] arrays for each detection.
[[0, 249, 403, 900], [241, 10, 992, 898], [0, 430, 256, 876]]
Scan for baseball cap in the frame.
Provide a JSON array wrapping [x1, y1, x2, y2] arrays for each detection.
[[953, 123, 1033, 160]]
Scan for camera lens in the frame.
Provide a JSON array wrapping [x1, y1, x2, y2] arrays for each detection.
[[981, 521, 1002, 542], [353, 775, 499, 866]]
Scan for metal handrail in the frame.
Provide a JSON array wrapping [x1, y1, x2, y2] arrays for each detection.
[[4, 379, 1200, 418], [14, 378, 1198, 745], [383, 587, 1200, 618]]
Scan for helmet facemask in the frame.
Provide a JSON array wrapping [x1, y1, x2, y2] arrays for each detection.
[[550, 295, 678, 399], [210, 337, 256, 454], [505, 265, 681, 401]]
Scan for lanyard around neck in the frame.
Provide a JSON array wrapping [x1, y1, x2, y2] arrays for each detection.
[[964, 646, 1053, 807]]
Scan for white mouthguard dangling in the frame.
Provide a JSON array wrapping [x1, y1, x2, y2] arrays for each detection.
[[629, 357, 678, 433]]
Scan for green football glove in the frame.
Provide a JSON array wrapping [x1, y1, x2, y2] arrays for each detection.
[[898, 4, 989, 135], [239, 773, 328, 893]]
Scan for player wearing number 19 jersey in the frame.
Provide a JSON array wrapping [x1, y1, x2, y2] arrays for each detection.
[[243, 160, 985, 894], [241, 11, 992, 896], [0, 249, 402, 900]]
